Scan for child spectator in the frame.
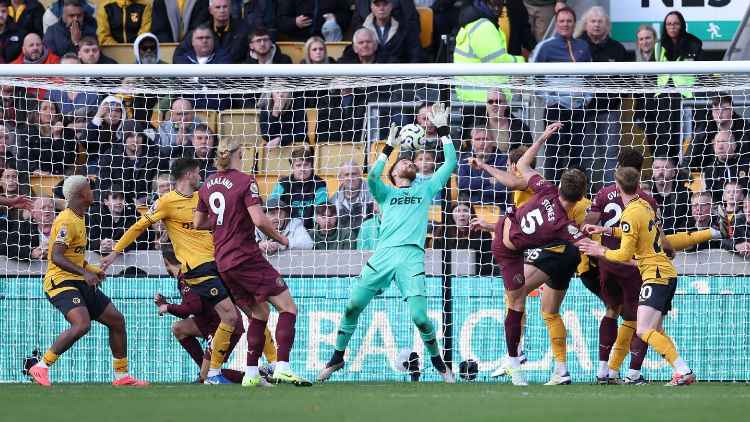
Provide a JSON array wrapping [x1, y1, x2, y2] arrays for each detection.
[[432, 201, 495, 275], [309, 202, 355, 250], [412, 149, 442, 203], [255, 197, 313, 254], [269, 147, 327, 229]]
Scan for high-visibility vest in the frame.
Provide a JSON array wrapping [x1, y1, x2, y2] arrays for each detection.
[[453, 18, 524, 103], [655, 42, 696, 99]]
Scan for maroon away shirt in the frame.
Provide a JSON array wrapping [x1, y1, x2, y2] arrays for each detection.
[[197, 169, 263, 272], [590, 184, 659, 250]]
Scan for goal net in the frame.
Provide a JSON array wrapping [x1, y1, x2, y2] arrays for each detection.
[[1, 63, 749, 383]]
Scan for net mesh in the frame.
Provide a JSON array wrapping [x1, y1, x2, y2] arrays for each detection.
[[1, 70, 750, 383]]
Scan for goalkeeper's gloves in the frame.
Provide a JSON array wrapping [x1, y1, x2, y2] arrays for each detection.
[[382, 122, 400, 157], [427, 102, 451, 138]]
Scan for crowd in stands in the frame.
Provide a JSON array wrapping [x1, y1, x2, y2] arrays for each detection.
[[1, 0, 750, 267]]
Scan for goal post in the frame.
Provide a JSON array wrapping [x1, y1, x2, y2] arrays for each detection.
[[1, 62, 750, 383]]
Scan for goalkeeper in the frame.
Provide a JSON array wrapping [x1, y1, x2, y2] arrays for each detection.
[[317, 103, 457, 383]]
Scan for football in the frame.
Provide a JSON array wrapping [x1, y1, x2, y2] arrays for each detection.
[[399, 123, 427, 151]]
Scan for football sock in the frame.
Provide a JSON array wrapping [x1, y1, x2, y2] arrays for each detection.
[[506, 295, 527, 348], [275, 312, 296, 362], [408, 296, 439, 357], [263, 327, 277, 363], [504, 309, 524, 358], [42, 349, 59, 367], [627, 369, 641, 380], [629, 335, 648, 371], [665, 230, 712, 251], [673, 358, 691, 376], [335, 286, 376, 351], [430, 355, 447, 373], [178, 337, 204, 366], [113, 357, 128, 379], [659, 328, 677, 350], [598, 361, 609, 379], [555, 361, 568, 377], [246, 318, 267, 367], [598, 316, 618, 364], [640, 329, 679, 367], [329, 349, 345, 366], [245, 366, 259, 378], [221, 369, 244, 383], [209, 322, 235, 370], [542, 312, 567, 364], [609, 320, 636, 372], [275, 361, 291, 374]]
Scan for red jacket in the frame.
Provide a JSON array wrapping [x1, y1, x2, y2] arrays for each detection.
[[11, 51, 61, 99]]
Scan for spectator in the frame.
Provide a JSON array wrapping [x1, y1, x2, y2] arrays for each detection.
[[42, 0, 94, 33], [277, 0, 350, 42], [722, 180, 745, 218], [48, 53, 101, 116], [190, 123, 216, 179], [95, 0, 151, 45], [412, 149, 442, 203], [0, 196, 55, 260], [330, 160, 374, 233], [151, 0, 209, 42], [269, 146, 327, 229], [634, 23, 657, 62], [0, 163, 31, 221], [44, 0, 97, 57], [356, 201, 380, 250], [301, 35, 335, 63], [98, 131, 159, 203], [0, 0, 23, 63], [17, 98, 75, 175], [85, 95, 133, 171], [414, 102, 439, 147], [309, 202, 355, 250], [703, 130, 750, 203], [89, 186, 152, 254], [496, 0, 536, 55], [145, 171, 171, 205], [173, 24, 231, 64], [337, 27, 381, 64], [432, 201, 495, 275], [133, 32, 163, 63], [157, 98, 203, 148], [724, 192, 750, 256], [200, 0, 247, 63], [575, 6, 626, 189], [7, 0, 43, 36], [653, 10, 702, 161], [256, 197, 313, 254], [523, 0, 566, 42], [0, 124, 17, 165], [241, 0, 275, 37], [485, 89, 532, 154], [77, 35, 117, 63], [688, 93, 750, 170], [244, 27, 293, 64], [530, 6, 591, 183], [0, 84, 27, 131], [11, 32, 60, 65], [458, 127, 508, 206], [682, 191, 722, 252], [651, 157, 689, 234], [633, 24, 658, 143], [352, 0, 423, 63], [351, 0, 418, 45], [259, 91, 307, 149]]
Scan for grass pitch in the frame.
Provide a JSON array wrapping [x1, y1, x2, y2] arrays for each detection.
[[3, 383, 750, 422]]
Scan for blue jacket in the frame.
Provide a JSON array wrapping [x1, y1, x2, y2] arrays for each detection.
[[531, 33, 592, 109], [457, 152, 508, 206], [44, 18, 97, 56], [172, 45, 232, 64]]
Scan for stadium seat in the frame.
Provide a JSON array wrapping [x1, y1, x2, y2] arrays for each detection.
[[254, 173, 279, 199], [368, 141, 401, 185], [218, 109, 261, 146], [101, 43, 178, 64], [258, 145, 299, 175], [30, 175, 64, 198], [277, 41, 350, 63], [315, 142, 366, 176], [306, 108, 318, 145], [417, 7, 433, 49], [447, 174, 459, 202], [322, 175, 340, 197], [240, 146, 257, 174], [474, 205, 501, 225], [689, 171, 705, 192], [428, 204, 442, 223], [194, 110, 218, 133]]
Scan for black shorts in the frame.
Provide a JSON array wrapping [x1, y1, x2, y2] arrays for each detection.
[[579, 268, 601, 298], [189, 277, 230, 307], [524, 241, 581, 290], [46, 280, 112, 320], [639, 278, 677, 315]]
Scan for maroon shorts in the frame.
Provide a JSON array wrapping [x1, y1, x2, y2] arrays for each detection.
[[599, 260, 642, 319], [491, 220, 526, 291], [220, 256, 286, 308]]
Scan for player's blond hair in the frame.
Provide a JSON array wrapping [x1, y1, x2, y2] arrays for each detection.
[[62, 175, 89, 201], [215, 137, 240, 170], [615, 167, 641, 195]]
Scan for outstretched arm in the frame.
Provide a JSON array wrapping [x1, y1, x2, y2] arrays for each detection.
[[517, 122, 562, 183], [368, 123, 399, 203], [468, 158, 527, 191], [425, 103, 457, 195]]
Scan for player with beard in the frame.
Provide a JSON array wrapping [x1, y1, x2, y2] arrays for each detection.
[[317, 103, 457, 383]]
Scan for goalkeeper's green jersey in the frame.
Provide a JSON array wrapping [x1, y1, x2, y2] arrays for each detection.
[[368, 138, 457, 250]]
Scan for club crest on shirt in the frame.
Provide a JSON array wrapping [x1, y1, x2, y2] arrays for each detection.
[[250, 182, 259, 196], [56, 225, 68, 242], [130, 12, 140, 23], [622, 222, 631, 233]]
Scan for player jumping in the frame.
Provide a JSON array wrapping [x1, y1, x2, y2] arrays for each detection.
[[317, 103, 457, 383], [29, 176, 147, 387], [193, 140, 310, 387], [101, 158, 240, 384], [580, 167, 696, 386]]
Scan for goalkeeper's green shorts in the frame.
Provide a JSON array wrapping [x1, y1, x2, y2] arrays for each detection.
[[358, 245, 426, 300]]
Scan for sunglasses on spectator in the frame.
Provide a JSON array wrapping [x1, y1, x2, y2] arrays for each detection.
[[487, 99, 505, 105], [140, 45, 157, 52]]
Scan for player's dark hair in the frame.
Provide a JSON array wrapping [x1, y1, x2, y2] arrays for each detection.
[[316, 202, 337, 217], [161, 242, 180, 267], [508, 146, 535, 168], [250, 27, 271, 41], [559, 168, 587, 202], [555, 6, 577, 21], [712, 92, 733, 107], [617, 147, 644, 171], [289, 146, 314, 165], [615, 167, 640, 195], [171, 157, 200, 181]]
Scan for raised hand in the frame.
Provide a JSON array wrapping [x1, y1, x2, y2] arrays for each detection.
[[386, 122, 400, 147], [427, 102, 450, 128], [540, 122, 563, 141], [466, 157, 485, 170]]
